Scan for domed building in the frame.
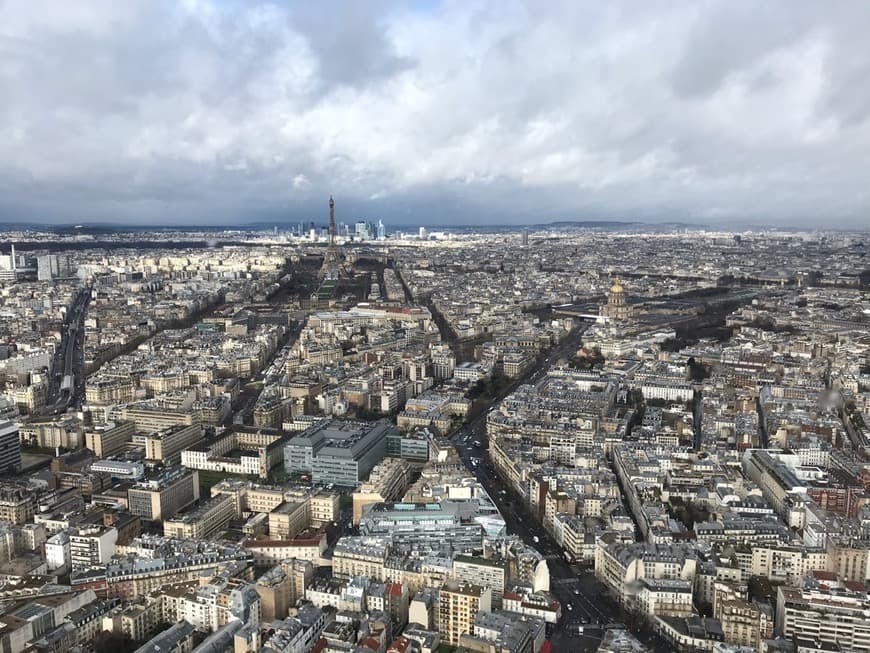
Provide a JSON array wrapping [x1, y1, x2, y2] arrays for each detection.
[[600, 277, 633, 321]]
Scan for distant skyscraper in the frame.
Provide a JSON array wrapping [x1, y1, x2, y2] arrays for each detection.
[[522, 230, 529, 246], [37, 255, 54, 281], [37, 254, 71, 281], [0, 246, 16, 282], [419, 227, 427, 239], [377, 220, 385, 240]]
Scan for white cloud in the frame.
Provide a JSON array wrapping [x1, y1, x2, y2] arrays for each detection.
[[292, 174, 311, 190], [0, 0, 868, 226]]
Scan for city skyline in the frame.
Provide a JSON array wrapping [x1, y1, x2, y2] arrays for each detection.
[[1, 3, 870, 652], [1, 1, 869, 228]]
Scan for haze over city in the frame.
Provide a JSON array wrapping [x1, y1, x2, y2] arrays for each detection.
[[1, 1, 869, 227]]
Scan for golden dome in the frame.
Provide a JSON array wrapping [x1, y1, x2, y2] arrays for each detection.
[[609, 277, 624, 294]]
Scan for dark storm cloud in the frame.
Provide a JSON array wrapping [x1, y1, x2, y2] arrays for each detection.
[[0, 0, 868, 228]]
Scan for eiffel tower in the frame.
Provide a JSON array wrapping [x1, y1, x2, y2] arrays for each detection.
[[320, 195, 341, 280]]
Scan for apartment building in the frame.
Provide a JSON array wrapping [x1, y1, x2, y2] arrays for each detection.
[[242, 536, 326, 565], [255, 560, 314, 621], [250, 486, 288, 514], [163, 493, 235, 540], [353, 457, 411, 525], [70, 525, 118, 570], [741, 449, 806, 516], [310, 492, 339, 527], [0, 590, 98, 653], [269, 500, 310, 540], [751, 544, 830, 585], [159, 576, 259, 632], [635, 578, 693, 618], [713, 581, 773, 649], [131, 620, 195, 653], [453, 555, 506, 609], [141, 423, 203, 464], [85, 421, 136, 458], [101, 597, 163, 643], [502, 590, 561, 625], [259, 604, 327, 653], [18, 416, 82, 450], [827, 538, 870, 582], [595, 538, 698, 608], [86, 377, 135, 406], [45, 531, 70, 570], [208, 479, 285, 518], [12, 383, 46, 415], [777, 579, 870, 652], [333, 536, 390, 580], [81, 547, 252, 599], [120, 403, 200, 433], [181, 428, 288, 479], [0, 485, 36, 525], [0, 421, 20, 474], [127, 466, 200, 521], [462, 610, 545, 653], [438, 581, 491, 646]]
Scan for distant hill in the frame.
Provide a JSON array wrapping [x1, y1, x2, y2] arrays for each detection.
[[542, 220, 641, 228], [0, 222, 242, 234], [536, 220, 705, 230]]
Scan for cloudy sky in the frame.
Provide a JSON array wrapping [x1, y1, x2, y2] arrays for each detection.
[[1, 0, 869, 228]]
